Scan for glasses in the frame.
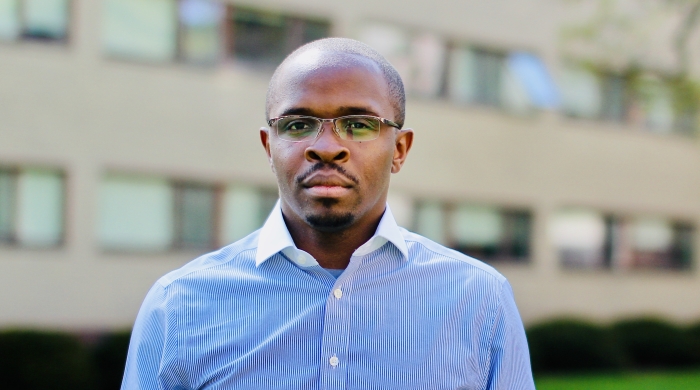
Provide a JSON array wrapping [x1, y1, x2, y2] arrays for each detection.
[[267, 115, 400, 142]]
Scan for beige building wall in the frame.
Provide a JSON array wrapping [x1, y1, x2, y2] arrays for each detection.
[[1, 0, 699, 330]]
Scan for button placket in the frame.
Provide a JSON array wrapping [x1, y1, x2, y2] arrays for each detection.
[[318, 257, 363, 390]]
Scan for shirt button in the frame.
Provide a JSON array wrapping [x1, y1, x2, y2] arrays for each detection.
[[333, 288, 343, 299], [329, 356, 339, 367]]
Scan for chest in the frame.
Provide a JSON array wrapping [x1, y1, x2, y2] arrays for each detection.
[[173, 282, 492, 390]]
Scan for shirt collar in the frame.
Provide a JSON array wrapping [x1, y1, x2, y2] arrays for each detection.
[[255, 200, 408, 267]]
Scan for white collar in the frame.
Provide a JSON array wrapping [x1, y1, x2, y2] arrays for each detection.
[[255, 200, 409, 267]]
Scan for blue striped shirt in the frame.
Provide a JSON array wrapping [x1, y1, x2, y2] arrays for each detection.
[[122, 203, 535, 389]]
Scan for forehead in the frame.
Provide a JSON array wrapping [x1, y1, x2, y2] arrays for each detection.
[[268, 50, 394, 119]]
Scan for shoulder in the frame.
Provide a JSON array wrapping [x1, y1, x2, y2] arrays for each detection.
[[400, 227, 507, 286], [154, 229, 261, 290]]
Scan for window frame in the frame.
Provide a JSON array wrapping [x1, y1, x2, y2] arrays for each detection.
[[0, 165, 67, 249], [0, 0, 73, 44], [413, 200, 532, 264]]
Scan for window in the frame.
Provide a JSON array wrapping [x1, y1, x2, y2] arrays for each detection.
[[357, 23, 447, 97], [221, 185, 277, 244], [561, 65, 696, 135], [102, 0, 178, 62], [173, 182, 216, 249], [99, 175, 174, 251], [448, 47, 509, 108], [227, 6, 329, 67], [552, 209, 693, 271], [0, 167, 65, 247], [472, 49, 506, 107], [560, 65, 627, 122], [447, 46, 556, 114], [102, 1, 329, 67], [99, 174, 277, 251], [178, 0, 224, 64], [0, 0, 70, 42], [560, 65, 603, 119], [600, 73, 628, 122], [507, 52, 560, 110], [551, 209, 607, 268], [414, 201, 531, 263], [0, 168, 16, 243], [629, 74, 697, 135], [629, 75, 674, 132]]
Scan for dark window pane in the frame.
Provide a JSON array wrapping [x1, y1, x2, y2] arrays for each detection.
[[473, 49, 504, 107], [176, 184, 215, 249], [229, 7, 329, 67], [448, 206, 530, 263], [0, 170, 15, 242], [22, 0, 70, 41], [505, 211, 530, 260], [231, 8, 287, 65], [600, 74, 627, 122], [671, 223, 693, 270]]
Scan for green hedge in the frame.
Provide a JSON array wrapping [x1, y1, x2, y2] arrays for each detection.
[[527, 318, 700, 374], [527, 319, 625, 373], [0, 330, 93, 390], [92, 331, 132, 390], [0, 329, 131, 390], [613, 318, 696, 369], [3, 319, 700, 385]]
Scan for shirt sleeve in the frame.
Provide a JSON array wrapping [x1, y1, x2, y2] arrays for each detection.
[[121, 282, 183, 390], [483, 280, 536, 390]]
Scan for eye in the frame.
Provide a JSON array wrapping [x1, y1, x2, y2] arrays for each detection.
[[275, 117, 319, 140], [283, 120, 313, 132], [338, 116, 381, 141], [345, 118, 374, 130]]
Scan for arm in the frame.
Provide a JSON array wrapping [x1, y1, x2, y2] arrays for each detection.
[[121, 282, 183, 390], [483, 281, 536, 390]]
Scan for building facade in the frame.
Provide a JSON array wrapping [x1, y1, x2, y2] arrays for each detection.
[[1, 0, 700, 330]]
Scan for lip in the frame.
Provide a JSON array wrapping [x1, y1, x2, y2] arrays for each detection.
[[304, 185, 352, 198], [301, 171, 355, 198]]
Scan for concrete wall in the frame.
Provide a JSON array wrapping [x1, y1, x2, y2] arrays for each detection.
[[1, 0, 699, 329]]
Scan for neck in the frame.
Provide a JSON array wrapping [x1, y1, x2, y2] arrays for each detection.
[[281, 205, 385, 270]]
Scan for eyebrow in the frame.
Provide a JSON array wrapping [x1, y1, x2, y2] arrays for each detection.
[[277, 106, 380, 118]]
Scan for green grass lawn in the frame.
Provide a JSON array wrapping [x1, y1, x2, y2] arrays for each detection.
[[536, 370, 700, 390]]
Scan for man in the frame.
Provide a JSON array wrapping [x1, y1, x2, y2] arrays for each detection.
[[122, 38, 535, 389]]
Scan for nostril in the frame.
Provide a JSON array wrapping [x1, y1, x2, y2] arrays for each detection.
[[306, 150, 321, 161], [334, 151, 348, 161]]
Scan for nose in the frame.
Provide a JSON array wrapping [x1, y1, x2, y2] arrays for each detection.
[[304, 121, 350, 164]]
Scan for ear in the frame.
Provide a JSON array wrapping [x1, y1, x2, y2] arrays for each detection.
[[391, 128, 414, 174], [260, 128, 275, 172]]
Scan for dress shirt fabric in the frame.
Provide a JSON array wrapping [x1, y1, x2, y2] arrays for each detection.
[[121, 202, 535, 390]]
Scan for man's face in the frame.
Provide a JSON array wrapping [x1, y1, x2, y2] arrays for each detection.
[[261, 52, 412, 232]]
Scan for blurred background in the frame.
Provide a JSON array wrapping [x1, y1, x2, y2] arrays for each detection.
[[2, 0, 700, 388]]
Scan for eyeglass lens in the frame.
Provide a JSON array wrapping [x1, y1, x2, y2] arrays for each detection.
[[276, 116, 381, 142]]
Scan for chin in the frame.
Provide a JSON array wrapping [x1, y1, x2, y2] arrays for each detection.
[[305, 212, 355, 232]]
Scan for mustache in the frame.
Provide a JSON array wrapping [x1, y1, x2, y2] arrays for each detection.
[[296, 163, 359, 186]]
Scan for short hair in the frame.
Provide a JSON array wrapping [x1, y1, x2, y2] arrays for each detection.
[[266, 38, 406, 128]]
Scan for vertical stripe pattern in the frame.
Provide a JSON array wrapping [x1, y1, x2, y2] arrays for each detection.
[[122, 212, 535, 389]]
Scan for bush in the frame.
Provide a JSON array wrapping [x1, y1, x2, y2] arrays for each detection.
[[612, 318, 693, 369], [684, 321, 700, 365], [92, 331, 131, 390], [0, 330, 92, 390], [526, 319, 624, 374]]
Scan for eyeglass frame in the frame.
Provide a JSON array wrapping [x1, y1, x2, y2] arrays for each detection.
[[267, 114, 402, 142]]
